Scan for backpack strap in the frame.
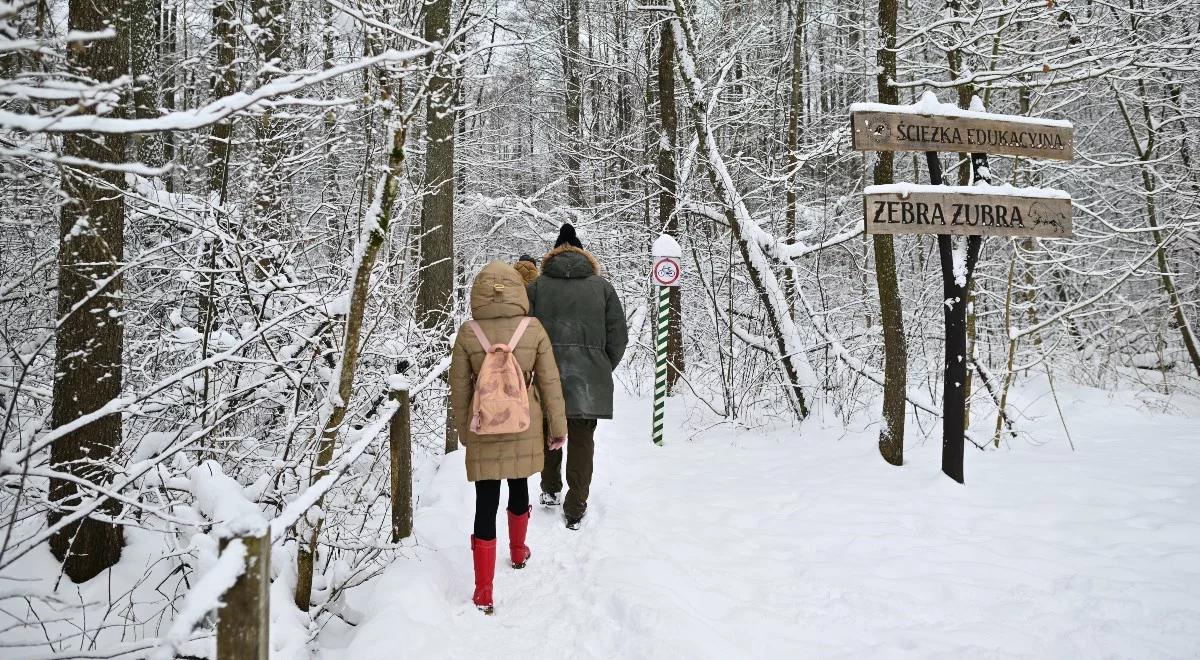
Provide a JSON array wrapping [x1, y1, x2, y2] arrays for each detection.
[[466, 320, 492, 352], [507, 317, 532, 351]]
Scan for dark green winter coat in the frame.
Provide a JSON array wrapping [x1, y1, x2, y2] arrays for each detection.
[[527, 245, 628, 419]]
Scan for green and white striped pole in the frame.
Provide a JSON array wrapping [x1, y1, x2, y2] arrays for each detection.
[[650, 234, 681, 447], [652, 284, 669, 446]]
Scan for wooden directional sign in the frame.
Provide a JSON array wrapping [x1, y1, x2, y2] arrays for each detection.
[[850, 107, 1073, 161], [849, 95, 1076, 485], [863, 185, 1073, 238]]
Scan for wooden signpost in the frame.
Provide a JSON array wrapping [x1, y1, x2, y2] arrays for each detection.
[[863, 185, 1073, 238], [217, 533, 270, 660], [850, 95, 1074, 484], [851, 106, 1073, 161]]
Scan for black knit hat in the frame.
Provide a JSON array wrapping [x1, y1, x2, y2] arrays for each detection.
[[554, 223, 583, 249], [518, 254, 537, 264]]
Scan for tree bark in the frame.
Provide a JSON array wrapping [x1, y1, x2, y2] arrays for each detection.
[[207, 0, 237, 196], [783, 0, 806, 313], [217, 534, 270, 660], [563, 0, 584, 207], [872, 0, 907, 466], [416, 0, 459, 453], [251, 0, 286, 247], [416, 0, 457, 334], [390, 389, 413, 542], [49, 4, 128, 582], [160, 1, 177, 185], [129, 0, 163, 167], [322, 0, 339, 203], [657, 21, 684, 392], [946, 0, 979, 430], [614, 0, 634, 195]]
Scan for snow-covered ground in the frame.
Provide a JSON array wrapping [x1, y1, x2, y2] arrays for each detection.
[[322, 383, 1200, 659]]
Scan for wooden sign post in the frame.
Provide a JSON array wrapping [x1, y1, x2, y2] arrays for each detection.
[[850, 95, 1074, 484], [389, 387, 413, 542], [217, 533, 270, 660], [650, 234, 682, 446]]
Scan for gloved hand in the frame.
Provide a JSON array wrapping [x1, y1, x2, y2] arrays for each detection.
[[548, 436, 567, 451]]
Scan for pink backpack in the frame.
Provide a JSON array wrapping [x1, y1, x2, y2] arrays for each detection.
[[466, 318, 533, 435]]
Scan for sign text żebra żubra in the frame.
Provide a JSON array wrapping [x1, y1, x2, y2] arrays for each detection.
[[862, 187, 1073, 238]]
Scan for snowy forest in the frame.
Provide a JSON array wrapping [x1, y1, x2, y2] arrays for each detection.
[[2, 0, 1199, 654]]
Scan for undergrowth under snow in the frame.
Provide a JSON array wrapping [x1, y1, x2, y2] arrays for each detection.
[[3, 380, 1196, 658]]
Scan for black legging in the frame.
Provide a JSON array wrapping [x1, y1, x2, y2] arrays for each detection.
[[474, 478, 529, 541]]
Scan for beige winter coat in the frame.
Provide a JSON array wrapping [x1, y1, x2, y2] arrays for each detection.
[[513, 259, 539, 284], [449, 262, 569, 481]]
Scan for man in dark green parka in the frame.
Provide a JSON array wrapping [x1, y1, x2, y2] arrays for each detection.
[[528, 224, 627, 529]]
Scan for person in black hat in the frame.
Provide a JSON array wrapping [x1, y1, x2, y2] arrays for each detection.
[[526, 224, 628, 529]]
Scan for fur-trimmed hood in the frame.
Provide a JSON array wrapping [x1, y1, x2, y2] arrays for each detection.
[[541, 245, 602, 279]]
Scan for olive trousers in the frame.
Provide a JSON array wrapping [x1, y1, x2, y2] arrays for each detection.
[[540, 418, 597, 518]]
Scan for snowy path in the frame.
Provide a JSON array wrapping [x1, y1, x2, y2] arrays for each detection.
[[326, 388, 1200, 659]]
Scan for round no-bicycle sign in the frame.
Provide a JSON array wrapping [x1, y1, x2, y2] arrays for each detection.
[[652, 257, 681, 287]]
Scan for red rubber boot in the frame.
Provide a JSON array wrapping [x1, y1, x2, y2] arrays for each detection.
[[470, 535, 496, 614], [507, 507, 533, 569]]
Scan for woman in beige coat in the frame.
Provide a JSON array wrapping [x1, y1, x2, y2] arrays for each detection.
[[449, 262, 568, 614]]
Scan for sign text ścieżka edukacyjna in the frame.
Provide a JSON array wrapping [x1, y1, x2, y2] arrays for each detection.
[[851, 106, 1073, 161]]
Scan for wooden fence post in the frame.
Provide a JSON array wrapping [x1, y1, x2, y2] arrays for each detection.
[[217, 532, 270, 660], [390, 389, 413, 542]]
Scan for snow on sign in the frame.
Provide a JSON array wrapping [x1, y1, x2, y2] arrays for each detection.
[[849, 94, 1073, 161], [863, 183, 1073, 238], [651, 257, 681, 286]]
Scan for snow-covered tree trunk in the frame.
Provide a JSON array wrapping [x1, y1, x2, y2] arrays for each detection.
[[207, 0, 237, 196], [668, 6, 812, 421], [656, 20, 684, 392], [563, 0, 584, 207], [783, 0, 805, 315], [250, 0, 287, 256], [296, 118, 409, 611], [48, 0, 129, 582], [1117, 84, 1200, 378], [128, 0, 163, 167], [871, 0, 906, 466], [416, 0, 459, 453], [929, 148, 982, 484]]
